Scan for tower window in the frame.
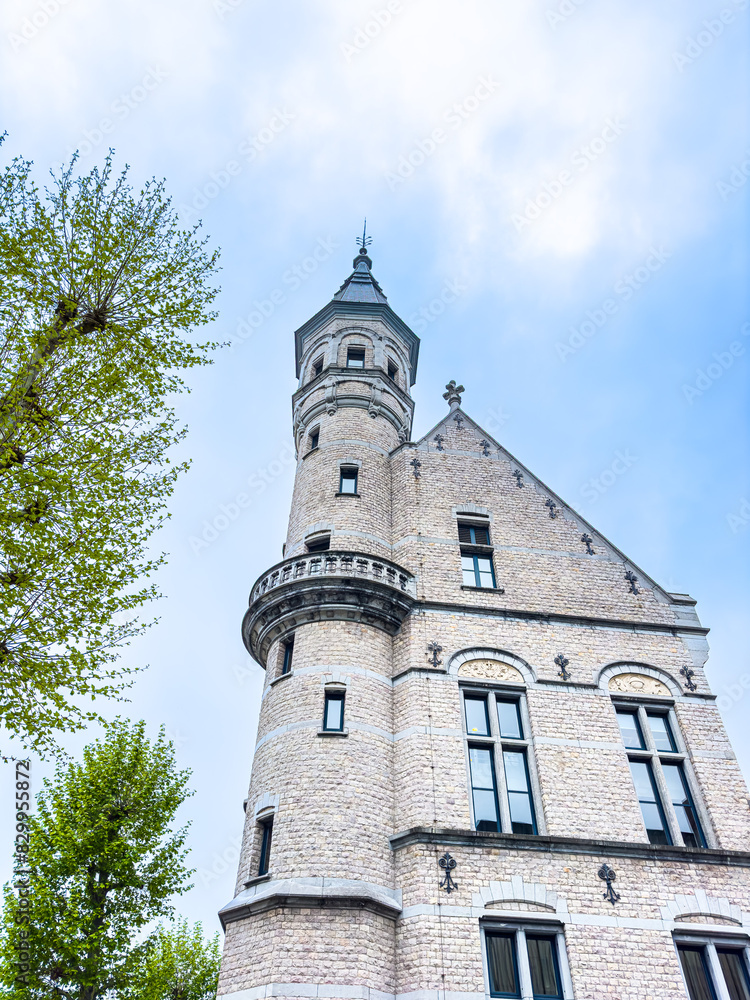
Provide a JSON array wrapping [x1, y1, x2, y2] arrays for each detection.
[[308, 428, 319, 451], [257, 817, 273, 876], [458, 519, 496, 589], [462, 688, 540, 836], [312, 356, 324, 377], [281, 637, 294, 675], [387, 359, 398, 381], [323, 690, 345, 732], [346, 346, 366, 368], [338, 467, 358, 494], [615, 702, 708, 848], [306, 534, 330, 553]]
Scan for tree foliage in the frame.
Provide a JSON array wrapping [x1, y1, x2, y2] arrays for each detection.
[[125, 920, 220, 1000], [0, 720, 194, 999], [0, 145, 220, 754]]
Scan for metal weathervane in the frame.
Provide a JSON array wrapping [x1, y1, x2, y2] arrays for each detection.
[[358, 219, 373, 253]]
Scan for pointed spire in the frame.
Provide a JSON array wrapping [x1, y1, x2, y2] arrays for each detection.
[[332, 222, 388, 304]]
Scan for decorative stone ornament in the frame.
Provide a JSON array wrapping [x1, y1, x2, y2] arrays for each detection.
[[457, 660, 525, 684], [410, 456, 422, 479], [433, 433, 445, 451], [452, 411, 464, 428], [545, 498, 558, 518], [598, 864, 621, 905], [443, 380, 464, 409], [608, 673, 671, 697], [438, 852, 458, 894], [680, 665, 698, 691], [480, 439, 491, 457]]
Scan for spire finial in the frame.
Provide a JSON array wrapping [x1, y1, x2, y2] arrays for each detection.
[[443, 380, 464, 411], [353, 219, 373, 270]]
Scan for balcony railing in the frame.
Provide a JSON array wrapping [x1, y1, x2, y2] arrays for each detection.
[[250, 550, 416, 604]]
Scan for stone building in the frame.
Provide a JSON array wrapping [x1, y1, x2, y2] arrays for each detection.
[[217, 245, 750, 1000]]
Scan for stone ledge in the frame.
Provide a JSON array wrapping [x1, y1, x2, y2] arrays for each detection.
[[219, 877, 403, 929], [389, 827, 750, 867]]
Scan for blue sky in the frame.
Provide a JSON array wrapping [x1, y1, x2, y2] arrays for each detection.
[[0, 0, 748, 935]]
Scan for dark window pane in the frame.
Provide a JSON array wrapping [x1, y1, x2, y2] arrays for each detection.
[[309, 430, 319, 450], [486, 934, 520, 998], [678, 947, 717, 1000], [469, 746, 499, 831], [387, 361, 398, 380], [323, 692, 344, 731], [718, 950, 750, 1000], [504, 750, 537, 835], [282, 639, 294, 674], [258, 819, 273, 876], [527, 936, 562, 999], [496, 700, 523, 739], [629, 760, 671, 845], [662, 763, 706, 848], [616, 710, 645, 749], [647, 713, 676, 751], [339, 469, 358, 494], [465, 696, 490, 736], [347, 347, 365, 368], [313, 357, 323, 376]]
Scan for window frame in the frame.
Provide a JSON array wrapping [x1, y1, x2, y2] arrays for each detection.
[[311, 356, 324, 378], [461, 684, 543, 836], [386, 359, 398, 382], [675, 934, 750, 1000], [257, 816, 273, 876], [614, 699, 711, 849], [322, 689, 345, 732], [338, 466, 359, 495], [482, 921, 573, 1000], [306, 534, 330, 553], [346, 345, 366, 368], [281, 637, 294, 675], [458, 517, 497, 590], [308, 427, 320, 451]]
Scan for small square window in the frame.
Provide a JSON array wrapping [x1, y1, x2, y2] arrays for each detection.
[[308, 429, 319, 451], [339, 467, 358, 494], [346, 347, 365, 368], [257, 817, 273, 876], [306, 535, 330, 553], [312, 357, 323, 376], [323, 691, 345, 731], [281, 638, 294, 675]]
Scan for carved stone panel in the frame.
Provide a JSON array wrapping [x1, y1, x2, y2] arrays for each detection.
[[608, 673, 671, 697], [458, 660, 524, 684]]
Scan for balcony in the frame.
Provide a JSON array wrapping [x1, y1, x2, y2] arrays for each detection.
[[242, 550, 417, 665]]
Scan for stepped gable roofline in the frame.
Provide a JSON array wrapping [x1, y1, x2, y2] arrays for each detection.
[[294, 249, 420, 384], [411, 406, 691, 613]]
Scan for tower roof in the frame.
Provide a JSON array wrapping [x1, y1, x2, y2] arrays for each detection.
[[332, 248, 388, 304]]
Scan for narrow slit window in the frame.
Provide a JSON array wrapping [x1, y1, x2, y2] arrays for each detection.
[[661, 763, 706, 848], [339, 467, 358, 494], [257, 818, 273, 876], [346, 346, 365, 368], [387, 359, 398, 381], [308, 428, 319, 451], [629, 759, 671, 845], [468, 744, 500, 832], [323, 690, 345, 731], [281, 638, 294, 675]]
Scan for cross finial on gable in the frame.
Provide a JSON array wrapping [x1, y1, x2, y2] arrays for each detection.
[[443, 380, 464, 411]]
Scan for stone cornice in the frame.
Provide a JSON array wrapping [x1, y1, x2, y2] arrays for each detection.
[[389, 827, 750, 867]]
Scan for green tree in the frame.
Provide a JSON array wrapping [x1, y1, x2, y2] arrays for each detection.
[[126, 920, 220, 1000], [0, 145, 220, 755], [0, 719, 194, 998]]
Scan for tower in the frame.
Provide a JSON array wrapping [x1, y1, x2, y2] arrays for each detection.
[[218, 245, 750, 1000]]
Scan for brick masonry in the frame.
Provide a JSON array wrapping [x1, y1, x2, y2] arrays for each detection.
[[218, 269, 750, 1000]]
